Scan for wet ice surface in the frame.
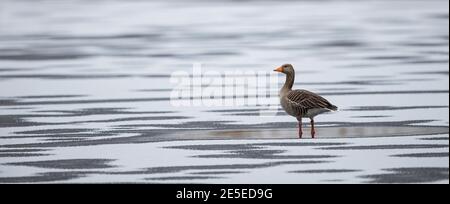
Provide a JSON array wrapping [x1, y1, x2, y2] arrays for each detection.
[[0, 0, 449, 183], [0, 135, 448, 183]]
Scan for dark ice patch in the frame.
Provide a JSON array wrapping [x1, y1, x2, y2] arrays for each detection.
[[0, 172, 84, 183], [290, 169, 361, 173], [322, 144, 448, 150], [361, 167, 449, 183], [145, 176, 222, 181], [7, 159, 116, 169], [391, 152, 449, 158]]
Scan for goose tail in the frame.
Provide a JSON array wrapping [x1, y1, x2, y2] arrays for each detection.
[[329, 104, 338, 111]]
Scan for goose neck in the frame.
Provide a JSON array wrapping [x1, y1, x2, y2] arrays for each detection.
[[281, 72, 294, 94]]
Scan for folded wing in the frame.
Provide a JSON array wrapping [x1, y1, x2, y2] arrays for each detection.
[[286, 89, 337, 111]]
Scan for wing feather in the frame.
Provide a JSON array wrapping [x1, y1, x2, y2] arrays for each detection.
[[286, 89, 333, 110]]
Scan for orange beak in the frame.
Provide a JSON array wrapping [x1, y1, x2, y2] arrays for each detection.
[[273, 66, 283, 72]]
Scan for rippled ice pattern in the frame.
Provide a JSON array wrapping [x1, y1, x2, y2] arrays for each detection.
[[0, 0, 448, 183]]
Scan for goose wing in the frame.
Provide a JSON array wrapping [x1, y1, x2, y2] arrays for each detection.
[[286, 89, 335, 110]]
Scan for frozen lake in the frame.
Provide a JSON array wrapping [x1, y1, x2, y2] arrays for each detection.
[[0, 0, 448, 183]]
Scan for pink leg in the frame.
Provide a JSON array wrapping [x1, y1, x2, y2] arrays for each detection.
[[310, 118, 316, 138], [297, 118, 303, 139]]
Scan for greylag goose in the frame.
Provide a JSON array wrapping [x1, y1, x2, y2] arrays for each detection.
[[274, 64, 338, 138]]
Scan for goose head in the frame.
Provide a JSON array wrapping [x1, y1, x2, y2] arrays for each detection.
[[274, 64, 294, 75]]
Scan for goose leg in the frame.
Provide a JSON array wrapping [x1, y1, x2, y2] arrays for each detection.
[[297, 117, 303, 139], [310, 118, 316, 138]]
